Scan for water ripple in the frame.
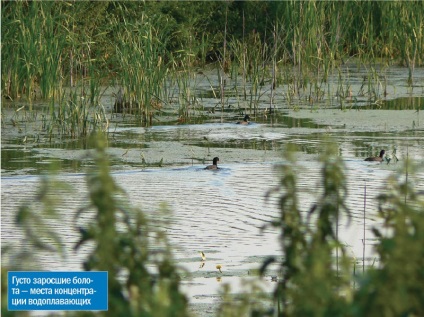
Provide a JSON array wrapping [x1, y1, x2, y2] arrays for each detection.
[[2, 160, 418, 280]]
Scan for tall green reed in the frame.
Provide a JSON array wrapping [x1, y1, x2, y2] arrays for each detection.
[[167, 23, 206, 122], [217, 3, 229, 122], [386, 1, 423, 86], [2, 1, 423, 133], [52, 88, 108, 139], [1, 1, 66, 103], [2, 1, 109, 139], [228, 29, 270, 115], [112, 8, 170, 126]]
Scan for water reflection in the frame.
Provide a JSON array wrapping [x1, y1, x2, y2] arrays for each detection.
[[362, 96, 423, 110]]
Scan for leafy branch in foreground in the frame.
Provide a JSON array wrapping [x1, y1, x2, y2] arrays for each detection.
[[73, 133, 189, 317], [352, 162, 424, 316], [265, 144, 352, 316]]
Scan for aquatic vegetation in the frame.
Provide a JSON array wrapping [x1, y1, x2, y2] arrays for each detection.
[[351, 161, 424, 316], [2, 168, 70, 271], [112, 7, 171, 125], [216, 265, 223, 274], [2, 1, 423, 136], [2, 1, 424, 314]]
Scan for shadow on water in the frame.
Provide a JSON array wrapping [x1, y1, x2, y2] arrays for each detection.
[[1, 147, 84, 175], [383, 96, 423, 110], [351, 96, 423, 110]]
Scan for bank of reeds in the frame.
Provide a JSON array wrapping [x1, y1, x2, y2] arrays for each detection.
[[2, 1, 65, 103], [112, 10, 171, 125], [2, 2, 111, 139], [2, 1, 423, 135]]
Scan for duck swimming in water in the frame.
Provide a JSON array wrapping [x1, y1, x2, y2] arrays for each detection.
[[205, 157, 219, 170], [237, 114, 250, 125], [365, 150, 385, 162]]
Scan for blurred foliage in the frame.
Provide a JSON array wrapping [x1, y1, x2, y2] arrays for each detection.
[[225, 144, 424, 317], [261, 143, 354, 316], [73, 133, 189, 316], [351, 166, 424, 316]]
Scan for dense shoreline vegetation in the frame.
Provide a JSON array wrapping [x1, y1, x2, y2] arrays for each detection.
[[2, 1, 423, 103], [2, 1, 423, 138]]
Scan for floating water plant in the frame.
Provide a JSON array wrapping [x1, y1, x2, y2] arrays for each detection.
[[216, 264, 222, 273]]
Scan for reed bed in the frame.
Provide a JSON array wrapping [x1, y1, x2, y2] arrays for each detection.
[[2, 1, 423, 136]]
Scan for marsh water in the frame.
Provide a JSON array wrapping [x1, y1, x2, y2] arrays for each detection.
[[2, 64, 424, 313]]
